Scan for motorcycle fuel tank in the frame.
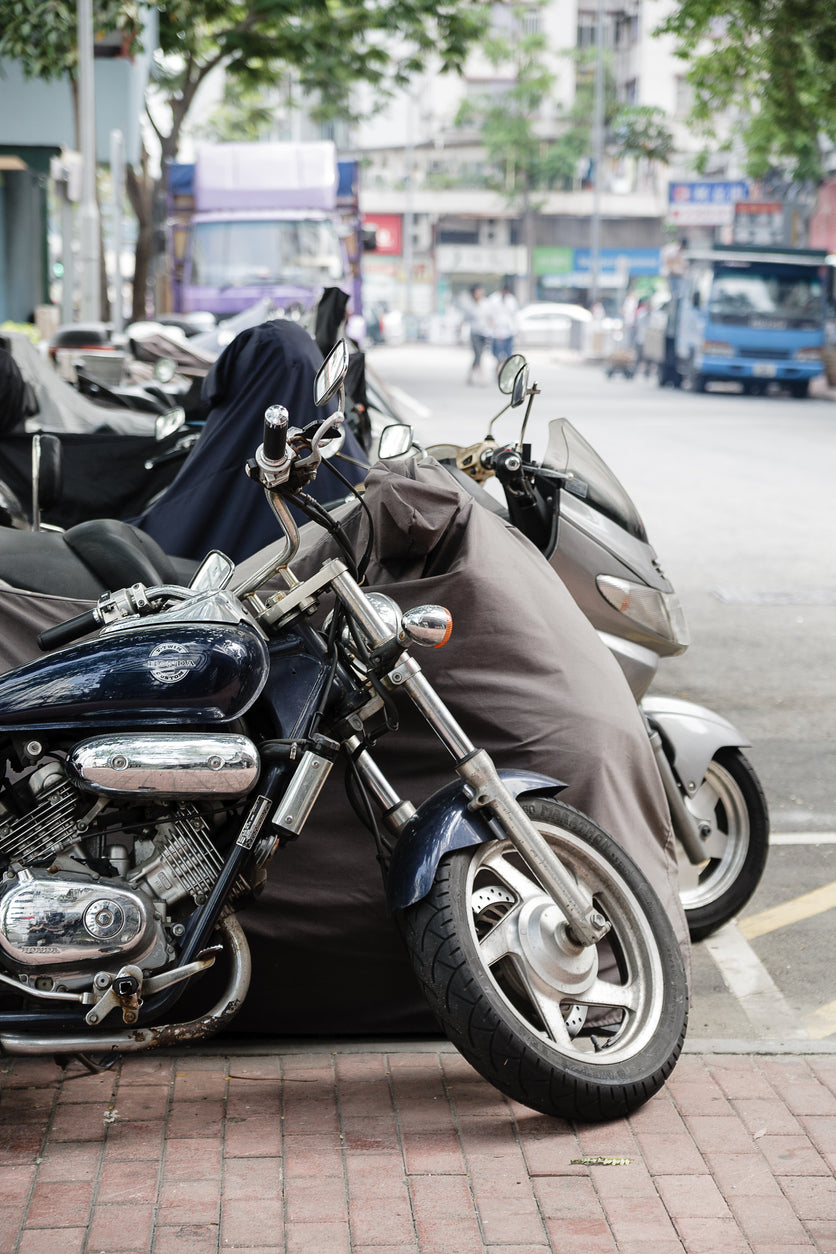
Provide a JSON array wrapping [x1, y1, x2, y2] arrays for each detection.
[[0, 623, 270, 730]]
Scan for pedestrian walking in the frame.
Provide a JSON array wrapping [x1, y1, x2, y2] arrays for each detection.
[[462, 283, 493, 384], [487, 280, 519, 364]]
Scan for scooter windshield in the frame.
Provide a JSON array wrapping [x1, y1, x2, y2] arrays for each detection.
[[542, 418, 648, 542]]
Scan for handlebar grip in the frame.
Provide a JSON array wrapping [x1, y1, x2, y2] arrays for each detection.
[[37, 608, 100, 652], [263, 405, 289, 464]]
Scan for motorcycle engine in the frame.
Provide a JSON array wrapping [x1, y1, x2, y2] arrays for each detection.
[[0, 749, 250, 995]]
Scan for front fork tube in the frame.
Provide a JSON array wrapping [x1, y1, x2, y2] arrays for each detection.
[[649, 729, 710, 864], [381, 655, 608, 947], [330, 568, 608, 946]]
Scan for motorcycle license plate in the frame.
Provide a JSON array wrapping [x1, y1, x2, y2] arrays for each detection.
[[752, 363, 777, 377]]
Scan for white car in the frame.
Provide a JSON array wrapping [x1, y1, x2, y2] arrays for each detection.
[[515, 302, 591, 348]]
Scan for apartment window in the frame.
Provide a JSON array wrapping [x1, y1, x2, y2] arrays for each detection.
[[675, 74, 694, 117], [614, 12, 639, 47], [577, 9, 597, 47], [521, 6, 543, 35], [621, 78, 638, 105]]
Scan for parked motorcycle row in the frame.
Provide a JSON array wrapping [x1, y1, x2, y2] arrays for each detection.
[[0, 310, 771, 1121]]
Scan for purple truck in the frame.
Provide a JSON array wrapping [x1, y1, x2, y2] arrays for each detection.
[[167, 141, 364, 321]]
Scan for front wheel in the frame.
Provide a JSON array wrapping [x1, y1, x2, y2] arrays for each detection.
[[400, 798, 688, 1122], [678, 748, 770, 941]]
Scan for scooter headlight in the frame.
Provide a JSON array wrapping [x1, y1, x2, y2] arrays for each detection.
[[596, 576, 690, 651]]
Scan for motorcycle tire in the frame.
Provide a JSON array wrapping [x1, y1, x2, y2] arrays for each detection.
[[679, 747, 770, 942], [400, 797, 689, 1122]]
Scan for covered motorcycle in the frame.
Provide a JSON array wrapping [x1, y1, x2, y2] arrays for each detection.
[[0, 341, 688, 1121]]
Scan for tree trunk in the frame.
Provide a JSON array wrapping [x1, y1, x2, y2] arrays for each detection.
[[125, 149, 155, 322]]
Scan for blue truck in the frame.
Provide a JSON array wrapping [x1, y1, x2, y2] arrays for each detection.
[[665, 244, 830, 397]]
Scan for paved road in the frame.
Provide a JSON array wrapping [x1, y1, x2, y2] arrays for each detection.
[[367, 341, 836, 1045]]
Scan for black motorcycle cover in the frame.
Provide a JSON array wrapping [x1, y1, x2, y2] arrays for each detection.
[[133, 319, 369, 564]]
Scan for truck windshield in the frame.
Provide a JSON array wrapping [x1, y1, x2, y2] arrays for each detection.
[[709, 265, 824, 328], [191, 220, 344, 288]]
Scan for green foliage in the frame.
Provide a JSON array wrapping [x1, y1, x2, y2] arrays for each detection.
[[656, 0, 836, 182], [148, 0, 488, 157], [609, 105, 674, 163], [0, 1, 141, 81]]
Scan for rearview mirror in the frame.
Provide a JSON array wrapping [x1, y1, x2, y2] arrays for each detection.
[[155, 407, 186, 441], [153, 357, 177, 384], [314, 339, 349, 406], [378, 423, 414, 460], [498, 353, 526, 394], [510, 364, 529, 408], [189, 550, 235, 593], [31, 433, 63, 529]]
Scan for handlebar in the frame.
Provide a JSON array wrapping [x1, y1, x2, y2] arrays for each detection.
[[37, 608, 100, 652], [262, 404, 289, 464]]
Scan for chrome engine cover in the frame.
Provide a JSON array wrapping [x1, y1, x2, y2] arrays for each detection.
[[66, 733, 260, 798], [0, 870, 161, 972]]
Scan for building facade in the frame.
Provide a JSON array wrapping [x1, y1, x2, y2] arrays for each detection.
[[352, 0, 737, 320]]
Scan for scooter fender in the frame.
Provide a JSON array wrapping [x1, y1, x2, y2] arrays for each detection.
[[386, 769, 565, 913], [641, 695, 750, 794]]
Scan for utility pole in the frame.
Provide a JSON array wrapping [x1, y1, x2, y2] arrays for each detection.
[[110, 130, 125, 333], [77, 0, 100, 321], [589, 0, 605, 308]]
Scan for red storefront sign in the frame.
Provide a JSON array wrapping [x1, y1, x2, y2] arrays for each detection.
[[363, 213, 403, 256]]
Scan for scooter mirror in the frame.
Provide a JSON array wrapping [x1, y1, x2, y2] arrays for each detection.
[[377, 423, 414, 460], [510, 364, 530, 408], [314, 340, 350, 406], [497, 353, 526, 394], [155, 407, 186, 442], [153, 357, 178, 384]]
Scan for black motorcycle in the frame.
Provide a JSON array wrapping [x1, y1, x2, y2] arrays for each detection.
[[0, 341, 688, 1121]]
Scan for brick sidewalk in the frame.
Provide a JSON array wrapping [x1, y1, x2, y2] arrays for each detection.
[[1, 1042, 835, 1253]]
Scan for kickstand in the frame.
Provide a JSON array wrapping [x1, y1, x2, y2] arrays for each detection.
[[55, 1052, 118, 1075]]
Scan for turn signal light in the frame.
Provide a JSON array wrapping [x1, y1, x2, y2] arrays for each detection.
[[401, 605, 453, 648]]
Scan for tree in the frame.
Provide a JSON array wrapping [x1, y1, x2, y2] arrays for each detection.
[[609, 106, 675, 165], [656, 0, 836, 183], [2, 0, 486, 319]]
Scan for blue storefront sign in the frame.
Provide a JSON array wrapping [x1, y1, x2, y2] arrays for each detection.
[[668, 181, 749, 225], [573, 247, 661, 276]]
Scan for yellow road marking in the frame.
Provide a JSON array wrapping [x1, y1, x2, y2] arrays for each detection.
[[738, 879, 836, 940], [805, 999, 836, 1041]]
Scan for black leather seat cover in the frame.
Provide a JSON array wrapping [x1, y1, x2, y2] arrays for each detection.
[[0, 520, 195, 598], [63, 519, 183, 589]]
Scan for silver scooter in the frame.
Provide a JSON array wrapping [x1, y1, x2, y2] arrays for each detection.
[[418, 355, 769, 942]]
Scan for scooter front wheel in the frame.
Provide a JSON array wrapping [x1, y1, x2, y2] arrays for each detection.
[[679, 748, 770, 941], [400, 798, 688, 1122]]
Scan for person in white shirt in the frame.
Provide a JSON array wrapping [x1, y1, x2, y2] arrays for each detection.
[[487, 282, 519, 363]]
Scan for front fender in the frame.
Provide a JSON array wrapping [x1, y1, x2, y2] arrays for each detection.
[[642, 694, 750, 793], [386, 769, 565, 913]]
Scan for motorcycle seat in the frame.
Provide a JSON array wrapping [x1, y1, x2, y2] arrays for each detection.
[[62, 520, 195, 590], [0, 520, 196, 600]]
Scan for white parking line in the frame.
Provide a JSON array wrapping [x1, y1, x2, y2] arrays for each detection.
[[770, 831, 836, 845], [703, 922, 808, 1040]]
